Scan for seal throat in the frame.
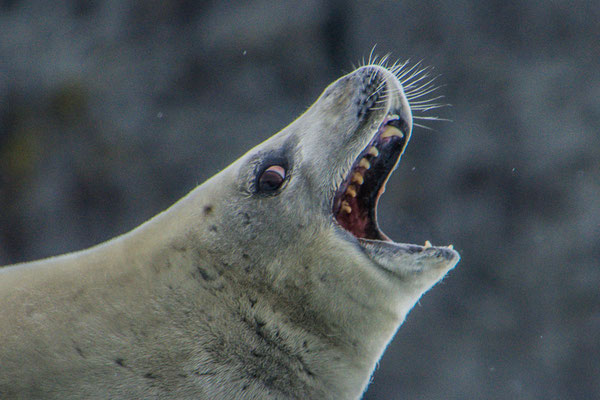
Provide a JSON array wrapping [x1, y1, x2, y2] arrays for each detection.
[[333, 114, 409, 241]]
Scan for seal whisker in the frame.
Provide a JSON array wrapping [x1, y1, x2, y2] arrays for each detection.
[[413, 116, 452, 122], [401, 63, 432, 83], [404, 76, 442, 94], [396, 60, 424, 81], [355, 56, 450, 130], [367, 45, 378, 66], [411, 104, 451, 113], [389, 59, 409, 76], [377, 53, 392, 68], [366, 78, 388, 103], [403, 69, 434, 87], [413, 122, 436, 131], [407, 86, 446, 101], [410, 101, 449, 109], [408, 95, 446, 105]]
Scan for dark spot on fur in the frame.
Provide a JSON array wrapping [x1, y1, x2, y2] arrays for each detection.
[[251, 349, 264, 358], [405, 245, 423, 253], [294, 352, 316, 377], [320, 273, 328, 283], [71, 288, 85, 301], [115, 358, 125, 367], [242, 253, 250, 260], [194, 370, 217, 376], [264, 376, 276, 388], [178, 373, 187, 378], [144, 372, 157, 380], [302, 340, 308, 348], [171, 243, 187, 252], [203, 205, 213, 215], [254, 318, 267, 339], [75, 346, 85, 358], [249, 297, 257, 308], [243, 212, 251, 226], [195, 266, 215, 281], [255, 318, 266, 329], [209, 225, 218, 232], [242, 384, 249, 391]]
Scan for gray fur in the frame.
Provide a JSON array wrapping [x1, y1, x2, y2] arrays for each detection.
[[0, 65, 459, 399]]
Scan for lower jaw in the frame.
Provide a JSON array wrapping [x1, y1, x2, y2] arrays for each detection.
[[356, 237, 459, 276]]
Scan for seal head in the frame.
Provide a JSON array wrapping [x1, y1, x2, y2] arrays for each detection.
[[0, 64, 459, 400], [221, 64, 458, 283], [194, 64, 460, 397]]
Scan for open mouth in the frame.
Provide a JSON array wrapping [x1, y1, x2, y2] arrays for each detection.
[[333, 113, 410, 242]]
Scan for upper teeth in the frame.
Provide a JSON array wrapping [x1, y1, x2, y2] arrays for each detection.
[[359, 158, 371, 169], [346, 185, 357, 197], [341, 200, 352, 214], [351, 172, 364, 185], [381, 125, 404, 139]]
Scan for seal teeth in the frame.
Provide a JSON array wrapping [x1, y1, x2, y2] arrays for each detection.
[[368, 146, 379, 157], [359, 158, 371, 170], [424, 240, 432, 248], [351, 172, 364, 185], [447, 244, 454, 250], [341, 200, 352, 214], [381, 125, 404, 139], [346, 185, 357, 198]]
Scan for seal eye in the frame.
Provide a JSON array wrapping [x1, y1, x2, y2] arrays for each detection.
[[258, 165, 286, 192]]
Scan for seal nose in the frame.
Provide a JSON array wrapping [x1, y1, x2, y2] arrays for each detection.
[[353, 65, 413, 134]]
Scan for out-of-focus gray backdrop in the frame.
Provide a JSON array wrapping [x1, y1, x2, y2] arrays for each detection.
[[1, 1, 598, 399]]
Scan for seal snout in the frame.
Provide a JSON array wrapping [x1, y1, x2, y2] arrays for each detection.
[[330, 64, 456, 261]]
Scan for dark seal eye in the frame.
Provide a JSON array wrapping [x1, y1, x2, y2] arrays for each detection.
[[258, 165, 286, 193]]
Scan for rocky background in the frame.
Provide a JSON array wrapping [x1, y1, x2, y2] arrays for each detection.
[[1, 1, 598, 399]]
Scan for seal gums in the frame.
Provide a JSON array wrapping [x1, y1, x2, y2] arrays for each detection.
[[333, 114, 410, 241]]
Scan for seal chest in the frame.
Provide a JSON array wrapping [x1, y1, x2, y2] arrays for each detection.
[[0, 63, 459, 399]]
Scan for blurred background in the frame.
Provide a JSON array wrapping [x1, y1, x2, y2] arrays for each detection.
[[1, 1, 598, 398]]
